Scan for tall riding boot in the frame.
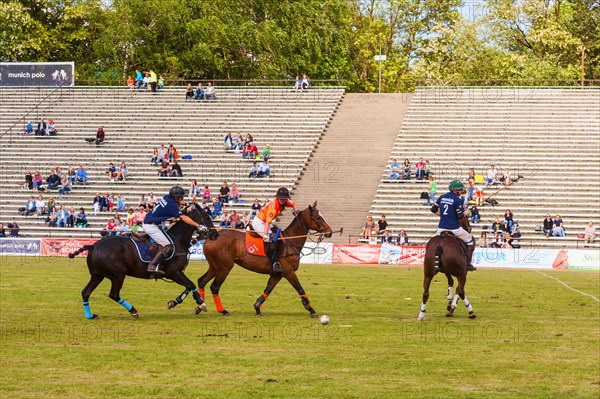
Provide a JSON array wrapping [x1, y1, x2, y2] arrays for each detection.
[[268, 241, 282, 275], [466, 243, 476, 271], [147, 244, 173, 278]]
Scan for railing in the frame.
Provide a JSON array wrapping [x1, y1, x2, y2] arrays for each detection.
[[74, 79, 345, 87]]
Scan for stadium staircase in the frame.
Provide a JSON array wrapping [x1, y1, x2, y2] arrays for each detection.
[[285, 93, 412, 243], [0, 86, 344, 237], [368, 86, 600, 249]]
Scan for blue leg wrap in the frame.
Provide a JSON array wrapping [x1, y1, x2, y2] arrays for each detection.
[[118, 298, 133, 311], [83, 301, 94, 319], [176, 290, 190, 304], [192, 289, 203, 304]]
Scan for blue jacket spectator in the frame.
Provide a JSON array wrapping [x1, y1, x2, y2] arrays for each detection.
[[76, 166, 88, 185]]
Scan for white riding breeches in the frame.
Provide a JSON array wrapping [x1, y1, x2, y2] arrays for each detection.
[[251, 218, 268, 238], [435, 227, 474, 245], [142, 223, 170, 246]]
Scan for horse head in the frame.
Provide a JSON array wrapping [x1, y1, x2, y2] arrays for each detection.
[[187, 204, 219, 240], [297, 201, 332, 238]]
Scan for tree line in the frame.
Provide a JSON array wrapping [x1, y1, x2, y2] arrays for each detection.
[[1, 0, 598, 91]]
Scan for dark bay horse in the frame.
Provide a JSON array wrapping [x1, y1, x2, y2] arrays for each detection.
[[199, 201, 332, 317], [69, 204, 218, 319], [418, 212, 476, 320]]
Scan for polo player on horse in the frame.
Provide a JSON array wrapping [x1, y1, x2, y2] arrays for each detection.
[[251, 187, 298, 274], [431, 180, 476, 272], [143, 185, 208, 278]]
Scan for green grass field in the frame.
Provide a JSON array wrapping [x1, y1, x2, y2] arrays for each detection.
[[1, 257, 598, 398]]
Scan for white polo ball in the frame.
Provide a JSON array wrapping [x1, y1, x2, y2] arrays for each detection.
[[320, 315, 330, 325]]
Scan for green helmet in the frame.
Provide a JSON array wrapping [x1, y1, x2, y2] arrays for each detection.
[[448, 180, 465, 191]]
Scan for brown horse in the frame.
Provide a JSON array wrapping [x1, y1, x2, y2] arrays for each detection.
[[418, 213, 476, 320], [198, 201, 332, 317]]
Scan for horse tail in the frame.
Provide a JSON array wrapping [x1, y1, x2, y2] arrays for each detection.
[[68, 244, 94, 259], [434, 245, 443, 270]]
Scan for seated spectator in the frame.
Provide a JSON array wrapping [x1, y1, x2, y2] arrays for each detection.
[[257, 160, 270, 178], [205, 82, 216, 100], [241, 211, 251, 229], [244, 133, 254, 147], [224, 132, 235, 150], [158, 75, 165, 90], [66, 207, 75, 227], [474, 186, 484, 206], [194, 83, 205, 100], [219, 210, 230, 227], [146, 192, 157, 209], [230, 183, 239, 203], [261, 144, 272, 161], [157, 144, 168, 163], [185, 83, 194, 100], [552, 215, 565, 237], [479, 231, 488, 248], [491, 216, 501, 233], [56, 204, 69, 228], [212, 197, 223, 217], [106, 163, 118, 181], [361, 215, 376, 239], [251, 199, 262, 216], [21, 171, 33, 190], [58, 174, 72, 197], [46, 119, 57, 135], [75, 208, 89, 228], [23, 121, 33, 135], [150, 147, 160, 164], [234, 133, 244, 152], [402, 159, 411, 180], [24, 196, 37, 216], [489, 232, 503, 248], [33, 171, 43, 189], [499, 168, 512, 185], [116, 195, 126, 212], [542, 214, 553, 237], [467, 169, 476, 182], [242, 141, 258, 159], [0, 224, 6, 237], [190, 179, 200, 197], [470, 206, 480, 224], [584, 221, 596, 244], [218, 182, 231, 203], [202, 186, 212, 202], [92, 193, 102, 213], [485, 164, 498, 187], [466, 179, 475, 202], [228, 210, 243, 229], [75, 165, 88, 185], [47, 198, 56, 215], [294, 75, 302, 90], [248, 162, 259, 179], [126, 208, 136, 227], [169, 160, 183, 177], [511, 222, 521, 238], [46, 169, 61, 190], [502, 233, 513, 249], [504, 209, 514, 230], [158, 161, 170, 177], [92, 126, 105, 145], [134, 205, 147, 226], [375, 215, 389, 242], [167, 144, 179, 162], [127, 75, 135, 90], [7, 220, 20, 237], [117, 162, 128, 181], [113, 213, 126, 234], [396, 229, 409, 246], [301, 74, 310, 90], [106, 218, 117, 236], [35, 118, 47, 136], [423, 160, 431, 179], [142, 72, 151, 90], [388, 159, 400, 180], [100, 193, 111, 212], [66, 167, 76, 185], [46, 208, 58, 227], [415, 157, 426, 180], [135, 69, 143, 87]]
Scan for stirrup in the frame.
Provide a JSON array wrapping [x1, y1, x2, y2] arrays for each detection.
[[147, 264, 166, 277]]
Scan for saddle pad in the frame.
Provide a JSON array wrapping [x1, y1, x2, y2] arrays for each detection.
[[131, 239, 153, 263], [245, 231, 267, 257]]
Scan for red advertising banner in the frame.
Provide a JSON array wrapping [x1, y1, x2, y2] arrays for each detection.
[[41, 238, 98, 257], [332, 244, 381, 264]]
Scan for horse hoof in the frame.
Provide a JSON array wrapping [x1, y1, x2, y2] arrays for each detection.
[[255, 313, 263, 317], [198, 303, 207, 312], [131, 312, 139, 319], [469, 313, 477, 319], [418, 316, 425, 321], [86, 314, 99, 320], [167, 300, 177, 309], [221, 310, 231, 316], [446, 313, 454, 317], [310, 313, 319, 319]]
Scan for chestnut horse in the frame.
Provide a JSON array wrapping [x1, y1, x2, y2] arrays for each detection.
[[418, 212, 476, 320], [198, 201, 332, 317]]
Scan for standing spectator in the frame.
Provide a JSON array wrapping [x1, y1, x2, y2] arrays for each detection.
[[75, 208, 89, 228], [106, 163, 118, 181], [466, 179, 475, 203], [219, 182, 231, 203], [402, 159, 411, 180], [552, 215, 565, 237], [388, 159, 400, 180], [205, 82, 216, 100], [185, 83, 194, 100], [190, 179, 200, 197], [427, 175, 437, 206], [117, 162, 128, 182], [396, 229, 409, 246], [7, 220, 20, 237], [584, 222, 596, 245], [485, 164, 498, 187], [361, 215, 376, 240], [470, 206, 480, 224], [75, 165, 88, 185], [95, 126, 105, 145], [230, 183, 239, 203], [251, 199, 262, 217], [415, 158, 426, 180], [543, 214, 554, 238], [56, 204, 69, 227]]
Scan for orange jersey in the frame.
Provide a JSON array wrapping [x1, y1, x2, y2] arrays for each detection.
[[257, 199, 295, 223]]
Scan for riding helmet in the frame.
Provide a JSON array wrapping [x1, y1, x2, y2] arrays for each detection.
[[275, 187, 291, 199], [169, 185, 185, 199], [448, 180, 465, 191]]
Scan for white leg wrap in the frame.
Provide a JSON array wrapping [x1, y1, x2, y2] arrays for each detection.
[[463, 296, 473, 312], [418, 303, 426, 320], [451, 294, 459, 310], [447, 286, 454, 300]]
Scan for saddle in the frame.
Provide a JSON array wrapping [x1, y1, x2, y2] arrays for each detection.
[[129, 231, 175, 263], [439, 231, 468, 255]]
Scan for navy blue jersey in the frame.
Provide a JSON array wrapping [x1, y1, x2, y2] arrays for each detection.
[[436, 192, 464, 229], [144, 195, 182, 224]]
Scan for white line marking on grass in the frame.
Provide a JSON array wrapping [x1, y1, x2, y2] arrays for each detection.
[[535, 269, 599, 302]]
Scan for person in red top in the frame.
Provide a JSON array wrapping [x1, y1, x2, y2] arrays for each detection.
[[251, 187, 297, 274]]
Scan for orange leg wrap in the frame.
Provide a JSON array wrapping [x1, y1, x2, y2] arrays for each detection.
[[213, 294, 225, 313], [198, 288, 205, 302], [262, 293, 269, 299]]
